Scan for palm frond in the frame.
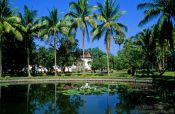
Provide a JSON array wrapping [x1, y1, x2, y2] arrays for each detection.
[[11, 27, 23, 41], [92, 23, 105, 41], [3, 21, 12, 33], [137, 2, 158, 10], [117, 23, 128, 32], [139, 8, 161, 26], [94, 14, 106, 22], [111, 11, 125, 21], [6, 16, 21, 23], [110, 22, 125, 36]]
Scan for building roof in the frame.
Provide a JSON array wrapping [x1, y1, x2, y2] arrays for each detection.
[[80, 52, 92, 58]]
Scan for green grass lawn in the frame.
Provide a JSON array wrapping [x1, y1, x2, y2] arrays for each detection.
[[163, 71, 175, 77], [0, 71, 174, 80]]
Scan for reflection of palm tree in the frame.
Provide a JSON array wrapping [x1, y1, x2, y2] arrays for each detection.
[[54, 83, 57, 113], [0, 86, 1, 100], [27, 84, 31, 112], [106, 84, 111, 114]]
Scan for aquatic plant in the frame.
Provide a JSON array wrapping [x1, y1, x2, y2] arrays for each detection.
[[61, 86, 111, 95]]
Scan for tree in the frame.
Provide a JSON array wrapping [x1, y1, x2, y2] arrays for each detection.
[[34, 47, 54, 71], [40, 8, 72, 76], [66, 0, 96, 72], [0, 0, 24, 77], [2, 33, 27, 75], [138, 0, 175, 68], [92, 0, 127, 75], [86, 47, 106, 73], [119, 38, 144, 76], [114, 35, 125, 51], [134, 29, 157, 76], [18, 6, 42, 76], [57, 37, 79, 73]]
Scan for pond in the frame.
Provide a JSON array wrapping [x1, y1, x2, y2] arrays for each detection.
[[0, 82, 175, 114]]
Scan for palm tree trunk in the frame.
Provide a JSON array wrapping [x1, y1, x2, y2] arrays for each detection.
[[82, 29, 85, 73], [0, 35, 2, 77], [27, 36, 31, 77], [106, 31, 110, 76], [54, 33, 57, 76], [27, 47, 31, 77]]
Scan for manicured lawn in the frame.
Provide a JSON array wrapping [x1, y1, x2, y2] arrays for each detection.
[[0, 71, 174, 80], [163, 71, 175, 77]]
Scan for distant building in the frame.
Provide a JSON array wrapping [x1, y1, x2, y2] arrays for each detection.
[[80, 52, 92, 71], [71, 52, 92, 72], [54, 52, 92, 72]]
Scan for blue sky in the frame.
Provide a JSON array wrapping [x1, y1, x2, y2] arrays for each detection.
[[12, 0, 156, 55]]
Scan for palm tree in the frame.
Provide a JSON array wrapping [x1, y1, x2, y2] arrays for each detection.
[[66, 0, 96, 72], [114, 35, 125, 51], [137, 0, 175, 51], [134, 29, 156, 76], [138, 0, 175, 70], [0, 0, 24, 77], [19, 6, 42, 77], [40, 8, 71, 76], [92, 0, 127, 75]]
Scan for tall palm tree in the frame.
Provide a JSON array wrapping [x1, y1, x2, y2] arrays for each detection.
[[19, 6, 42, 77], [92, 0, 127, 75], [66, 0, 96, 72], [40, 8, 72, 76], [0, 0, 24, 77]]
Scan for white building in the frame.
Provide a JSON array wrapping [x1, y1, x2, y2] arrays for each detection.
[[80, 52, 92, 71], [52, 52, 92, 72]]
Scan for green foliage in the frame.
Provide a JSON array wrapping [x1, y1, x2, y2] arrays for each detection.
[[92, 0, 127, 75], [0, 0, 25, 76], [34, 47, 54, 69], [61, 86, 111, 95], [57, 37, 79, 72]]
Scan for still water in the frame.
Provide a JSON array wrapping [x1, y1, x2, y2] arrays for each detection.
[[0, 82, 175, 114]]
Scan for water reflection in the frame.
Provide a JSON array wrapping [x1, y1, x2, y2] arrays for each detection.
[[0, 83, 175, 114]]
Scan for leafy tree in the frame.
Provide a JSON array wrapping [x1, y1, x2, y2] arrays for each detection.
[[57, 37, 79, 73], [91, 55, 107, 73], [40, 8, 71, 76], [92, 0, 127, 75], [87, 47, 105, 59], [0, 0, 25, 77], [66, 0, 96, 72], [120, 38, 144, 76], [34, 47, 54, 71], [2, 33, 26, 75], [86, 47, 106, 72]]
